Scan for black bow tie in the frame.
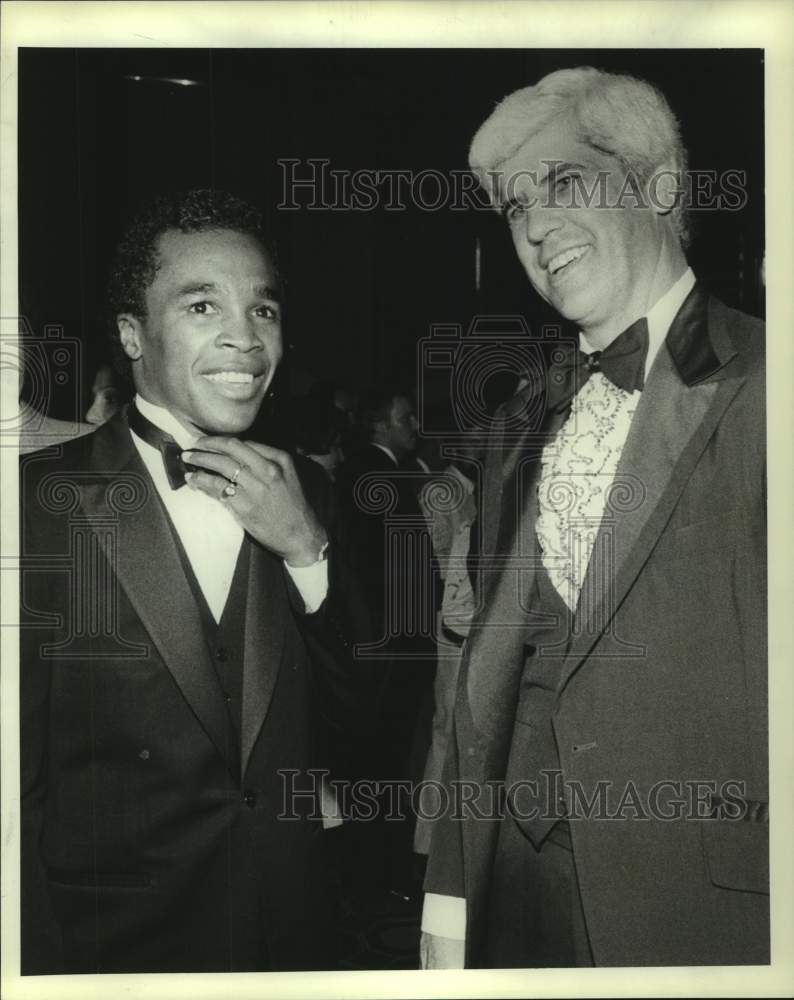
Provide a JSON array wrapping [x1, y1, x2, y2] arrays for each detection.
[[127, 403, 197, 489], [547, 316, 649, 413]]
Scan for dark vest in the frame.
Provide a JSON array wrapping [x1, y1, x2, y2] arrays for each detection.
[[502, 535, 574, 848], [164, 512, 251, 774]]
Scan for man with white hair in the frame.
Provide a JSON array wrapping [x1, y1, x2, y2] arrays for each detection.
[[421, 67, 767, 968]]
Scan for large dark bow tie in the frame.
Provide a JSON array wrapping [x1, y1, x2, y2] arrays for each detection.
[[127, 403, 197, 490], [547, 316, 649, 413]]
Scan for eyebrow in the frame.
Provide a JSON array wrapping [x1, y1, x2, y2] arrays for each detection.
[[499, 160, 587, 216], [540, 160, 586, 185], [175, 281, 282, 302], [255, 284, 282, 302], [176, 282, 219, 298]]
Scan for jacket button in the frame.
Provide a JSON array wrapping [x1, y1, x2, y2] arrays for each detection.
[[243, 790, 256, 808], [216, 647, 228, 662]]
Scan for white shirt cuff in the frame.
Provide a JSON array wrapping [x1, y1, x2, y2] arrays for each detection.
[[421, 893, 466, 940], [284, 559, 329, 614], [320, 774, 343, 829]]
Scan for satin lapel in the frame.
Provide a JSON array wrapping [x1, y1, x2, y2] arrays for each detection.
[[240, 540, 288, 779], [466, 402, 562, 751], [78, 415, 237, 775], [558, 301, 745, 696]]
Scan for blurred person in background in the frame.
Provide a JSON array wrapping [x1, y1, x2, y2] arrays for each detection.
[[85, 361, 125, 426], [413, 435, 485, 857], [336, 387, 437, 900], [290, 393, 346, 481]]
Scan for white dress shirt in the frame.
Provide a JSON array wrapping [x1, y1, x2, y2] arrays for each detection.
[[421, 267, 697, 942], [130, 395, 328, 621]]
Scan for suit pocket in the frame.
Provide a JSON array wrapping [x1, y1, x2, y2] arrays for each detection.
[[48, 869, 156, 890], [701, 819, 768, 895]]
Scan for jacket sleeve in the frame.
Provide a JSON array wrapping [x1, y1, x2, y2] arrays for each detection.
[[286, 455, 377, 780], [19, 470, 66, 972], [423, 711, 466, 899]]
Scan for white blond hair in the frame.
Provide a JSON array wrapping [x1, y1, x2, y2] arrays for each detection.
[[469, 67, 690, 246]]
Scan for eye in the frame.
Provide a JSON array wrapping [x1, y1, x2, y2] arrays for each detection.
[[188, 301, 218, 315], [554, 172, 583, 197], [254, 303, 279, 320], [503, 201, 527, 224]]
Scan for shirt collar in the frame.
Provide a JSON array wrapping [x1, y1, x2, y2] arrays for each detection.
[[133, 394, 200, 450], [372, 442, 398, 465], [579, 266, 696, 381]]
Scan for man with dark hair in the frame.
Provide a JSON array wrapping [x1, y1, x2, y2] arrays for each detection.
[[104, 189, 280, 392], [20, 189, 362, 973], [422, 68, 767, 968]]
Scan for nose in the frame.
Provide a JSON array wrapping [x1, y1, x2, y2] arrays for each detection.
[[217, 311, 264, 352], [521, 204, 564, 247], [85, 399, 102, 425]]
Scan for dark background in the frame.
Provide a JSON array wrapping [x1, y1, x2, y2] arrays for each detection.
[[18, 47, 764, 425]]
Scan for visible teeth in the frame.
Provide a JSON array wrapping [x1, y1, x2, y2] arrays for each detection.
[[549, 246, 587, 274], [203, 372, 255, 384]]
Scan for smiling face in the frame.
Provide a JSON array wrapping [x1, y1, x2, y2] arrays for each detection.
[[499, 116, 677, 345], [117, 228, 282, 436]]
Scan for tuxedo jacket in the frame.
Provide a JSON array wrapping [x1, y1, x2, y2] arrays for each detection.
[[424, 285, 769, 966], [20, 412, 367, 974]]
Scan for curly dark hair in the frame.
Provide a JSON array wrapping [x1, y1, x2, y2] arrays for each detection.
[[106, 189, 281, 386]]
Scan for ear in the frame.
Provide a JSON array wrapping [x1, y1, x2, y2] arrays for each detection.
[[648, 161, 682, 219], [117, 315, 144, 362]]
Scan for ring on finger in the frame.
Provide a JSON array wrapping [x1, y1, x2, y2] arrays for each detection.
[[230, 464, 244, 486], [222, 483, 238, 499]]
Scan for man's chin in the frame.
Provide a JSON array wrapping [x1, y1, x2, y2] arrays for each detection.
[[192, 401, 262, 438], [546, 278, 608, 329]]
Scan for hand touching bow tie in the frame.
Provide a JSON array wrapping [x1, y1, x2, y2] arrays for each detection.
[[127, 403, 197, 489]]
